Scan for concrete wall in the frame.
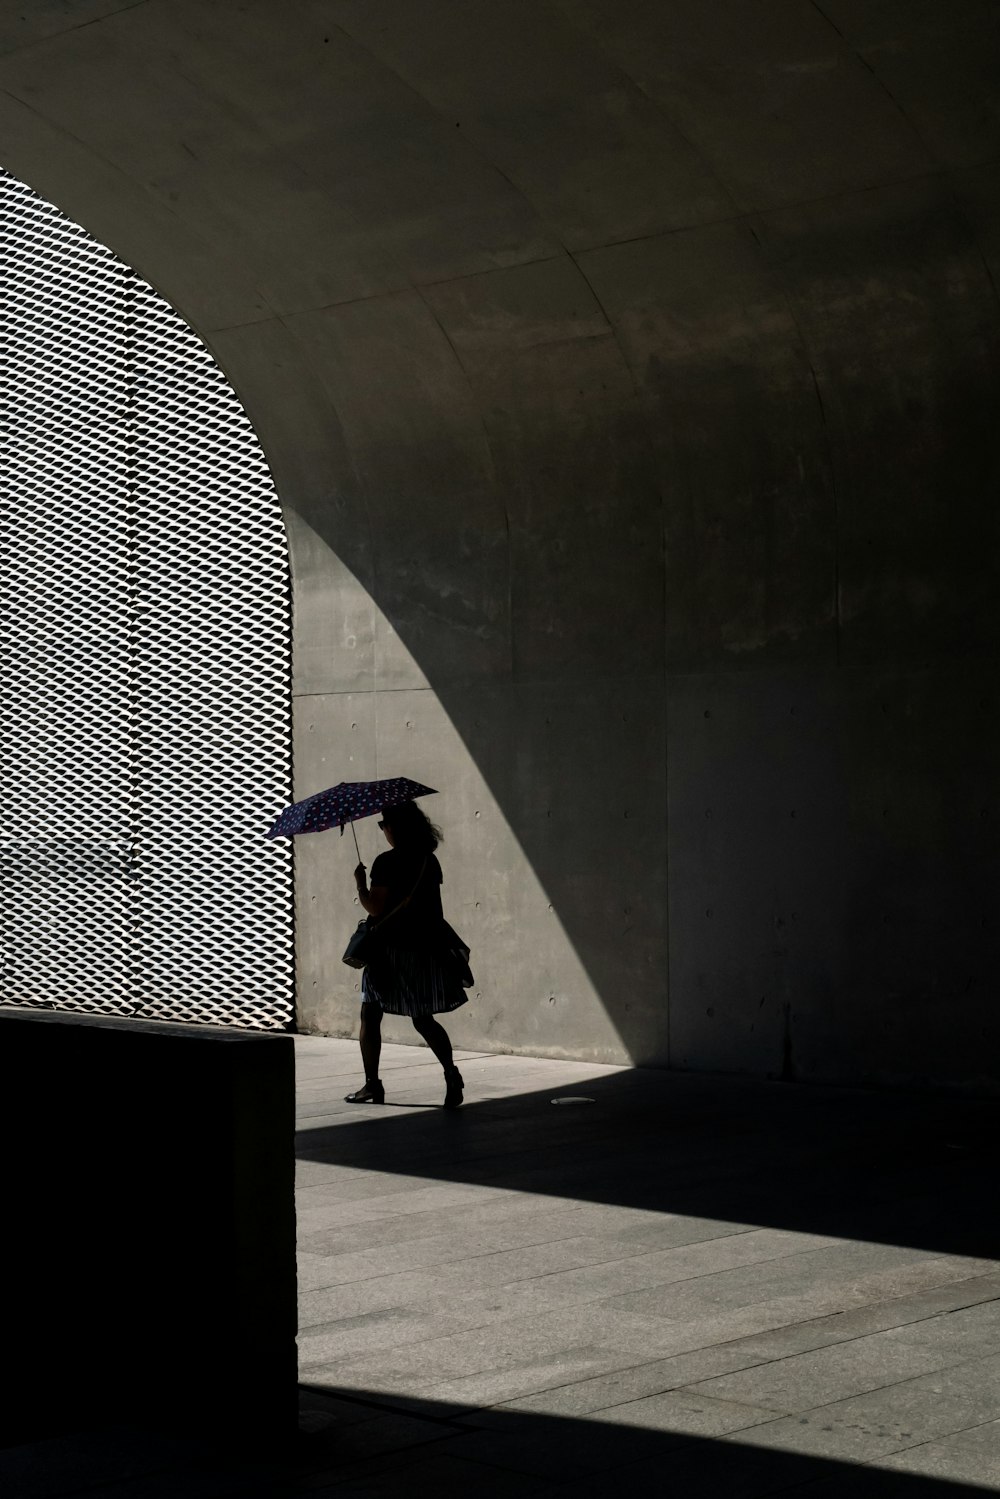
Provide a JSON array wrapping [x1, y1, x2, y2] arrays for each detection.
[[1, 1, 998, 1087]]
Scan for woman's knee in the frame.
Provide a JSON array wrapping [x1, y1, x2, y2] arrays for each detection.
[[360, 1004, 383, 1027]]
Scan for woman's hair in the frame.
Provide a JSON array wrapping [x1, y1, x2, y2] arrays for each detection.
[[381, 799, 442, 853]]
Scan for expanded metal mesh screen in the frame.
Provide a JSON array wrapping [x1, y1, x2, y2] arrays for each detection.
[[1, 169, 293, 1029]]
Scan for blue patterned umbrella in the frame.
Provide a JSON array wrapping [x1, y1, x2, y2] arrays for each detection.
[[266, 777, 437, 854]]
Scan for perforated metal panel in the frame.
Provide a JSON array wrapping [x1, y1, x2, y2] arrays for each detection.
[[1, 169, 293, 1028]]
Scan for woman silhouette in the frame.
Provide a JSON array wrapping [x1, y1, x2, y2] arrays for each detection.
[[346, 799, 468, 1107]]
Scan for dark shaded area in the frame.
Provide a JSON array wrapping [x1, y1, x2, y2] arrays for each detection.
[[0, 1010, 297, 1448], [407, 171, 1000, 1079], [298, 1385, 997, 1497], [297, 1067, 999, 1262], [0, 1385, 993, 1496]]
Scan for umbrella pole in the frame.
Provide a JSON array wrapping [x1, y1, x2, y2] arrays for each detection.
[[350, 821, 361, 862]]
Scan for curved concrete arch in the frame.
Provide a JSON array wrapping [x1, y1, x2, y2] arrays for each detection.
[[2, 0, 999, 1084]]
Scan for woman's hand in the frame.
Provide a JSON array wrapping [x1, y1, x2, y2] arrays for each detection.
[[356, 874, 388, 919]]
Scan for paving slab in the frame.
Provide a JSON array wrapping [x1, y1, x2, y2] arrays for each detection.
[[726, 1352, 1000, 1463], [884, 1298, 1000, 1361], [483, 1275, 1000, 1424], [683, 1327, 965, 1412], [879, 1418, 1000, 1485], [587, 1386, 780, 1436]]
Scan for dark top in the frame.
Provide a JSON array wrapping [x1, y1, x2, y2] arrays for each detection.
[[369, 848, 444, 942]]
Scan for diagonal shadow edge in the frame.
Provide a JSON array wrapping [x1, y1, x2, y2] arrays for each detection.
[[295, 1064, 1000, 1260], [296, 1382, 1000, 1495]]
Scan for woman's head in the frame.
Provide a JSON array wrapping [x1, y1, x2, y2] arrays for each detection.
[[379, 799, 441, 853]]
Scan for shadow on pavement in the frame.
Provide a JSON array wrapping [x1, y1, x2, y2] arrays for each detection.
[[296, 1067, 1000, 1260], [1, 1386, 993, 1497], [297, 1383, 998, 1496]]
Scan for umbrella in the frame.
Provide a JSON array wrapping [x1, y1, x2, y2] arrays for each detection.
[[266, 777, 437, 859]]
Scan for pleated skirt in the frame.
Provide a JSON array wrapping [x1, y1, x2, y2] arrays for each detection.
[[361, 938, 470, 1017]]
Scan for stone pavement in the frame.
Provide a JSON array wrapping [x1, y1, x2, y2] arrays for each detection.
[[5, 1036, 1000, 1496]]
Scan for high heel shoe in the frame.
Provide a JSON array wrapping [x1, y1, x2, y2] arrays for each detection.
[[443, 1065, 464, 1110], [344, 1078, 385, 1104]]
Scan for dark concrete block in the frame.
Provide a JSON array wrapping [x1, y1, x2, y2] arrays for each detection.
[[0, 1009, 296, 1446]]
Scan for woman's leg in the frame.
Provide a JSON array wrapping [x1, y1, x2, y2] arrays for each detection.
[[411, 1012, 452, 1068], [359, 1002, 383, 1080], [412, 1014, 464, 1108], [345, 1001, 385, 1103]]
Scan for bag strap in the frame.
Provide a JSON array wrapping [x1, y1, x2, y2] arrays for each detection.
[[369, 857, 428, 933]]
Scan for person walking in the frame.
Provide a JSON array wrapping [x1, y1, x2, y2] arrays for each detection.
[[345, 798, 468, 1108]]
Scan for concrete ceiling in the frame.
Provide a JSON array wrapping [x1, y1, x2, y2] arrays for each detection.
[[1, 1, 997, 675]]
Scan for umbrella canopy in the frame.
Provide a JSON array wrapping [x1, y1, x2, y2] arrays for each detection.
[[266, 777, 437, 839]]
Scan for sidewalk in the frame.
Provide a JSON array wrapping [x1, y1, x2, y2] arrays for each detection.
[[293, 1037, 1000, 1495], [4, 1036, 998, 1496]]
